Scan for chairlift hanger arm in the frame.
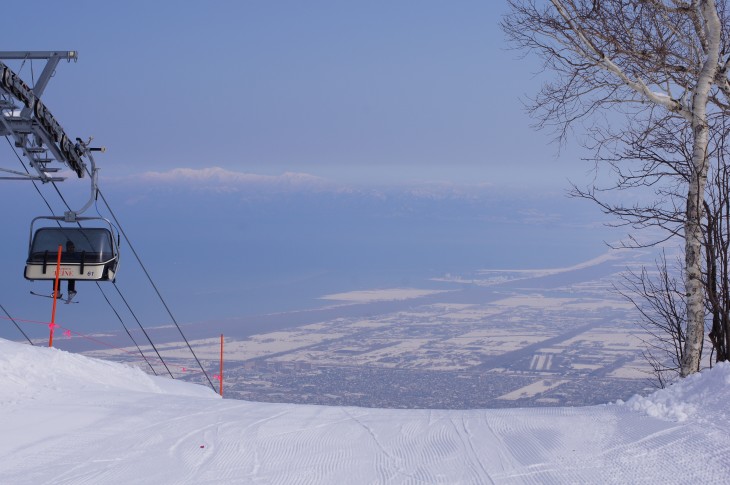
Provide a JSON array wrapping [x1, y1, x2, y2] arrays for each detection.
[[65, 140, 99, 220]]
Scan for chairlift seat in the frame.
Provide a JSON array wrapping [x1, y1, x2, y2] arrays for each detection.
[[25, 225, 118, 282]]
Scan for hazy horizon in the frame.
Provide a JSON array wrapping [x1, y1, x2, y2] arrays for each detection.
[[0, 171, 629, 340]]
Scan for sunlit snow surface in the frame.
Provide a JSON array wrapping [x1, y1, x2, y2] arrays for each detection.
[[1, 338, 728, 484]]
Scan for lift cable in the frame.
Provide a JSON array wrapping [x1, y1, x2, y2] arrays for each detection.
[[4, 135, 159, 371], [1, 135, 57, 346], [94, 282, 158, 375], [0, 302, 33, 345], [94, 187, 215, 391], [48, 180, 174, 379], [107, 283, 172, 377]]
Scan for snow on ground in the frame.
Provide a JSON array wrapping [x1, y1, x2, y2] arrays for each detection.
[[1, 338, 729, 484]]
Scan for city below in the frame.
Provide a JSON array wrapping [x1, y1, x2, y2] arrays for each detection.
[[84, 250, 659, 409]]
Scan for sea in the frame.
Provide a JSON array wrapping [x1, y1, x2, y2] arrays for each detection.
[[0, 181, 625, 340]]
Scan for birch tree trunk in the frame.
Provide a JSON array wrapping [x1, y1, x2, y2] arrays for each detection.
[[681, 0, 723, 376]]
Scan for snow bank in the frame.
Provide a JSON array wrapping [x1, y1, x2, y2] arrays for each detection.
[[624, 362, 730, 422], [0, 338, 218, 402]]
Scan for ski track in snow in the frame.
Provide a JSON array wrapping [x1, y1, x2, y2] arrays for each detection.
[[4, 392, 730, 484], [1, 340, 730, 484]]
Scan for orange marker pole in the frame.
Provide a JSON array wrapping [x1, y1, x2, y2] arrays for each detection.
[[49, 244, 62, 347], [219, 334, 224, 397]]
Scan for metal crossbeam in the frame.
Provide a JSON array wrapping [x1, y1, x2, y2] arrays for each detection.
[[0, 51, 86, 182], [0, 51, 77, 60]]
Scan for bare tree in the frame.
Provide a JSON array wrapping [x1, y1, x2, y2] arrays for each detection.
[[704, 155, 730, 362], [570, 115, 690, 247], [582, 115, 730, 384], [503, 0, 729, 376], [618, 252, 686, 387]]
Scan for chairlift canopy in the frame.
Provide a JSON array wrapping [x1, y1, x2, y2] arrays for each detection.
[[25, 222, 119, 282]]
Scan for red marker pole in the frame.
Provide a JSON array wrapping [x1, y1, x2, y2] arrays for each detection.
[[49, 244, 62, 347], [219, 334, 224, 397]]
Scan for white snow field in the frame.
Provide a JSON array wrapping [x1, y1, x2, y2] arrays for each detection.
[[1, 338, 729, 484]]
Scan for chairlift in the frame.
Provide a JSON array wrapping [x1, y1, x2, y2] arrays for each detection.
[[23, 134, 119, 302], [25, 216, 120, 283]]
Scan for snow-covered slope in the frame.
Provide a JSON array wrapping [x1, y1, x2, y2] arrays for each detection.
[[1, 338, 728, 484]]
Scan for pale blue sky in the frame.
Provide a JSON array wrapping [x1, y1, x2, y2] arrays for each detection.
[[2, 0, 587, 188], [1, 1, 630, 340]]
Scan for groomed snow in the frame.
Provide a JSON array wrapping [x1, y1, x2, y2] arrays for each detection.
[[1, 338, 728, 484]]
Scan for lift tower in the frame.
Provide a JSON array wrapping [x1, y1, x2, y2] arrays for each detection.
[[0, 51, 89, 183]]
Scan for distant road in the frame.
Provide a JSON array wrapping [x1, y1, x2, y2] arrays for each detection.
[[472, 321, 598, 371]]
